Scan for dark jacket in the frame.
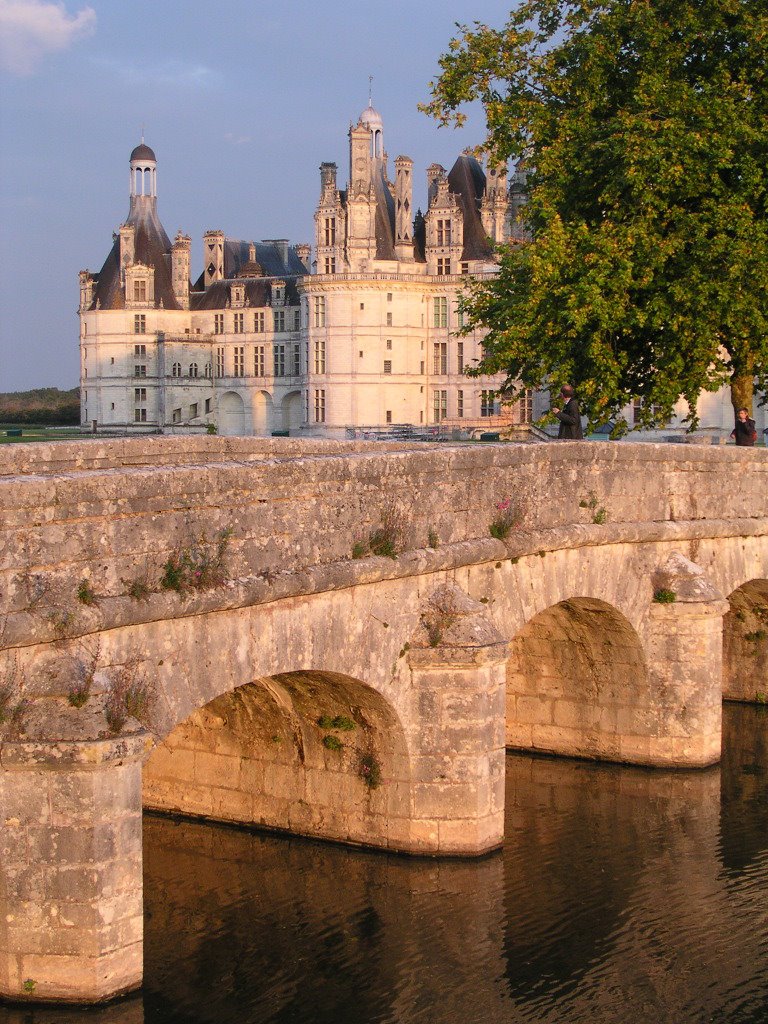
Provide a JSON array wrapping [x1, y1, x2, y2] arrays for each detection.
[[732, 417, 756, 447], [556, 397, 583, 439]]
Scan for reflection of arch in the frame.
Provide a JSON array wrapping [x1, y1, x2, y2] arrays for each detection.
[[252, 390, 273, 435], [723, 579, 768, 702], [144, 670, 411, 850], [506, 597, 649, 762], [219, 391, 245, 435], [281, 390, 302, 432]]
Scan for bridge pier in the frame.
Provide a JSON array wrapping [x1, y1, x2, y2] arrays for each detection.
[[646, 554, 729, 767], [0, 697, 149, 1004], [404, 584, 509, 855]]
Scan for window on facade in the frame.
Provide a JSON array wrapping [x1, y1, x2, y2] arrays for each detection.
[[457, 342, 464, 374], [293, 309, 301, 331], [254, 311, 265, 332], [214, 313, 224, 334], [133, 280, 147, 302], [420, 360, 425, 375], [517, 389, 534, 424], [324, 256, 336, 274], [436, 219, 452, 246], [433, 390, 447, 422], [314, 340, 326, 374], [461, 262, 469, 275], [481, 390, 496, 417], [254, 345, 265, 376], [134, 315, 146, 334], [437, 257, 451, 276], [293, 344, 301, 376], [384, 360, 392, 374], [386, 339, 392, 350], [134, 388, 147, 403], [314, 388, 326, 423], [457, 390, 464, 418], [189, 363, 198, 378], [134, 408, 147, 422], [273, 285, 284, 304], [387, 292, 392, 302], [190, 403, 198, 419], [205, 398, 212, 414], [632, 399, 666, 426], [234, 312, 244, 334], [314, 296, 326, 327], [234, 346, 244, 377], [433, 297, 448, 328], [110, 402, 114, 410], [324, 218, 336, 246], [274, 310, 285, 333], [204, 362, 212, 378], [386, 410, 392, 424], [216, 347, 225, 377], [171, 362, 182, 377], [172, 408, 182, 424], [134, 365, 146, 377], [274, 344, 285, 377], [386, 312, 393, 326], [134, 344, 146, 357], [433, 343, 447, 376]]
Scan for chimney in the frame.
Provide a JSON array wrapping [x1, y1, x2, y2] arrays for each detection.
[[295, 243, 311, 271], [171, 231, 191, 309]]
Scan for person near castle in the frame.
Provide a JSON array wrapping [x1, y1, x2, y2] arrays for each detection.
[[730, 408, 757, 447], [551, 385, 584, 439]]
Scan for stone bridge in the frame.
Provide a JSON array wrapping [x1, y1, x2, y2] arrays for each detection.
[[0, 437, 766, 1004]]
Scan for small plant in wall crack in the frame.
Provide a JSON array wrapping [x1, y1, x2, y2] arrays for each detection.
[[357, 750, 382, 790], [421, 609, 457, 648], [77, 578, 98, 606], [427, 528, 440, 549], [68, 639, 100, 709], [579, 491, 608, 525], [104, 659, 153, 734], [160, 527, 233, 593], [22, 979, 36, 995], [489, 497, 524, 540], [653, 588, 677, 604], [317, 714, 356, 731], [322, 734, 344, 751]]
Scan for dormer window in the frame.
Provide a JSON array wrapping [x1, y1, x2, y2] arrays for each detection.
[[272, 281, 285, 306], [436, 219, 452, 246], [133, 280, 147, 302], [232, 284, 245, 307]]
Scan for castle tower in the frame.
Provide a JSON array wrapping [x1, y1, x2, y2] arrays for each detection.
[[171, 231, 191, 308], [203, 229, 225, 286], [129, 141, 157, 209], [394, 155, 413, 261]]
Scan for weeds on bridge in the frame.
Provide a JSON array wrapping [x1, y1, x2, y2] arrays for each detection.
[[489, 497, 524, 540], [653, 588, 677, 604], [579, 491, 608, 525], [160, 528, 233, 594], [77, 578, 98, 606], [105, 660, 153, 734], [67, 639, 100, 709], [357, 750, 382, 790], [352, 501, 408, 560]]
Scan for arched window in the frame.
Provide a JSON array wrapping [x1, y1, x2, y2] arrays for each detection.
[[204, 362, 212, 378], [189, 363, 198, 378], [172, 362, 182, 377]]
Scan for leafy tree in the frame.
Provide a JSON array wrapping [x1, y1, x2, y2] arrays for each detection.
[[422, 0, 768, 430]]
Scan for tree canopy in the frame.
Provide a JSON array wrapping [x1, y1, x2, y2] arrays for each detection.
[[422, 0, 768, 430]]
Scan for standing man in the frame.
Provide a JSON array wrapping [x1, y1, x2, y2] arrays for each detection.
[[551, 385, 584, 439], [730, 408, 757, 447]]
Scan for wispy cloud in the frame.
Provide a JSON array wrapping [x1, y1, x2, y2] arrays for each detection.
[[93, 55, 221, 89], [0, 0, 95, 75], [224, 132, 251, 146]]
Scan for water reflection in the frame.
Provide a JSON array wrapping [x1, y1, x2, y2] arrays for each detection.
[[3, 703, 768, 1024]]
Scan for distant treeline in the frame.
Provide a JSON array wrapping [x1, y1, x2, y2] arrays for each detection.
[[0, 387, 80, 425]]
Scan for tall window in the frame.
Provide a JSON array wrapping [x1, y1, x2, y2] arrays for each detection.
[[386, 312, 393, 326], [133, 280, 147, 302], [433, 297, 447, 328], [233, 312, 244, 334], [134, 387, 147, 403], [273, 310, 285, 333], [254, 345, 265, 376], [436, 219, 452, 246], [314, 340, 326, 374], [433, 342, 447, 375], [134, 343, 146, 357], [254, 311, 265, 332], [214, 313, 224, 334], [293, 344, 301, 376], [134, 314, 146, 334], [457, 390, 464, 418], [234, 346, 244, 377], [457, 341, 464, 373], [314, 389, 326, 423], [134, 408, 147, 422], [324, 218, 336, 246], [171, 362, 181, 377], [204, 362, 212, 378], [216, 347, 225, 377], [437, 257, 451, 276], [433, 390, 447, 422], [324, 256, 336, 275], [481, 390, 495, 417], [189, 363, 198, 378], [314, 296, 326, 327], [274, 344, 285, 377], [383, 360, 392, 374], [517, 388, 534, 424], [293, 309, 301, 331]]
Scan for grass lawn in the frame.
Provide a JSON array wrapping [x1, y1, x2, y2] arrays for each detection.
[[0, 425, 84, 444]]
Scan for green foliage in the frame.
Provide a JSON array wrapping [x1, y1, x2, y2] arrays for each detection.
[[317, 714, 356, 731], [653, 588, 677, 604], [123, 573, 151, 602], [322, 734, 343, 751], [352, 541, 368, 559], [428, 528, 440, 549], [206, 422, 218, 435], [0, 387, 80, 426], [22, 979, 36, 995], [357, 751, 382, 790], [422, 1, 768, 425], [105, 661, 152, 734], [77, 578, 97, 606], [160, 528, 233, 593], [489, 496, 523, 540], [756, 692, 767, 704]]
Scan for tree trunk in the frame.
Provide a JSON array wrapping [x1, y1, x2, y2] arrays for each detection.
[[730, 373, 754, 421]]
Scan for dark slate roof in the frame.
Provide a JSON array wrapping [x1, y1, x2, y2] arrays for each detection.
[[191, 239, 308, 291], [190, 277, 302, 311], [413, 209, 426, 263], [372, 163, 396, 260], [130, 143, 156, 162], [447, 155, 494, 261], [90, 195, 180, 311]]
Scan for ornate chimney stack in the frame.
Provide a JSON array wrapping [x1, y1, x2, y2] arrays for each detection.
[[171, 231, 191, 309], [394, 155, 414, 261], [203, 229, 225, 287]]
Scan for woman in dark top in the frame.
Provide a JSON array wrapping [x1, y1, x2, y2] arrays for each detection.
[[730, 407, 757, 447]]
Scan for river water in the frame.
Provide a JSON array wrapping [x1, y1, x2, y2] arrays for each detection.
[[3, 702, 768, 1024]]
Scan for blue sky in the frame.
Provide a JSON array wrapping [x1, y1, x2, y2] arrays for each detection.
[[0, 0, 514, 392]]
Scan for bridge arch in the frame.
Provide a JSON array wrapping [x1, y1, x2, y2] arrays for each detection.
[[723, 579, 768, 703], [144, 669, 411, 850], [505, 597, 650, 762]]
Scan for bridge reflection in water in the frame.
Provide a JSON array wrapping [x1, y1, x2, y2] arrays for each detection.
[[3, 704, 766, 1024]]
